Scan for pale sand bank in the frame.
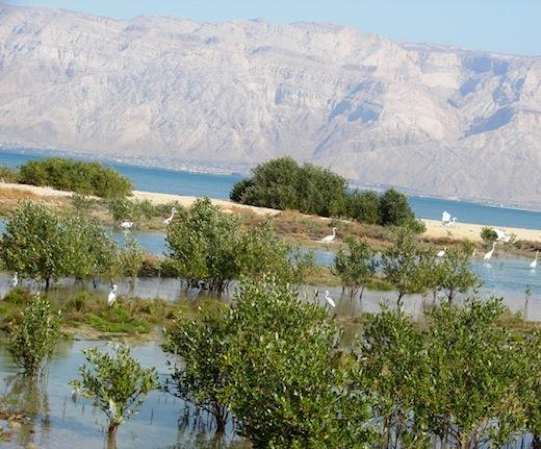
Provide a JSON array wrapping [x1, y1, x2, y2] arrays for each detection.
[[422, 219, 541, 243], [1, 182, 540, 242]]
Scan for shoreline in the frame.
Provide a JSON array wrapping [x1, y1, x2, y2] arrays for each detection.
[[4, 148, 541, 213], [1, 181, 540, 243]]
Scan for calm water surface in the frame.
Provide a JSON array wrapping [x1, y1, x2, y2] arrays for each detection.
[[0, 340, 246, 449], [2, 218, 541, 307]]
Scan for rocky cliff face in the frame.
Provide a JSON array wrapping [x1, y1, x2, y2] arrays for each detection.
[[1, 4, 541, 206]]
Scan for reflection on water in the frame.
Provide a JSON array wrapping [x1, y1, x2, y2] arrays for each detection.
[[0, 340, 248, 449]]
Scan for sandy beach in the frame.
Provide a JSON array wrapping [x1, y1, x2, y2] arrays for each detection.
[[1, 181, 540, 243]]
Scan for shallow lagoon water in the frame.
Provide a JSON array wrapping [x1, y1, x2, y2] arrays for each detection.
[[0, 340, 246, 449]]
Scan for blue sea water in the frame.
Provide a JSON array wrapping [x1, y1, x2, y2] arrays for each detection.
[[3, 149, 541, 229], [2, 150, 541, 301]]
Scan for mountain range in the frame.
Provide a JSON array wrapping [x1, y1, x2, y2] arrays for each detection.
[[1, 4, 541, 207]]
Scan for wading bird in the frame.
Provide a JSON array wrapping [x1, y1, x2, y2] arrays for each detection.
[[484, 242, 497, 261], [320, 227, 337, 244], [324, 290, 335, 308], [11, 272, 18, 288], [120, 221, 133, 231], [437, 247, 447, 258], [530, 250, 539, 269], [495, 228, 511, 243], [163, 208, 176, 225], [107, 284, 117, 306], [441, 211, 457, 226]]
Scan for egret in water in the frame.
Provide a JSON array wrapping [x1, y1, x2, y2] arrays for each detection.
[[320, 227, 337, 244], [187, 280, 206, 301], [494, 228, 512, 243], [484, 242, 497, 261], [107, 284, 117, 306], [436, 247, 447, 258], [163, 208, 177, 225], [324, 290, 335, 308], [441, 211, 457, 226], [11, 272, 18, 288], [120, 221, 133, 231], [530, 251, 539, 269]]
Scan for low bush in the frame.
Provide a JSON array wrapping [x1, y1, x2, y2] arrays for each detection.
[[231, 157, 418, 229], [18, 157, 132, 198], [0, 166, 20, 183]]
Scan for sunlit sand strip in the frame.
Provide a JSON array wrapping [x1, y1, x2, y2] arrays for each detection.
[[1, 182, 540, 241]]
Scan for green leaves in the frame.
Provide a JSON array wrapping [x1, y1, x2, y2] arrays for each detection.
[[0, 200, 67, 288], [358, 298, 525, 449], [381, 229, 430, 305], [8, 295, 61, 376], [70, 345, 159, 435], [230, 158, 417, 227], [166, 198, 313, 292], [333, 236, 378, 301], [18, 157, 132, 198], [165, 278, 374, 448], [0, 201, 118, 289]]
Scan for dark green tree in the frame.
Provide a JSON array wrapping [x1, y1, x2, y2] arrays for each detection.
[[0, 201, 69, 291], [346, 190, 381, 224], [378, 188, 415, 227]]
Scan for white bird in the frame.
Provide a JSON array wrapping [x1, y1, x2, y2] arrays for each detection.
[[163, 208, 177, 225], [120, 221, 133, 230], [441, 211, 457, 226], [324, 290, 335, 308], [107, 285, 117, 306], [484, 242, 497, 261], [530, 251, 539, 269], [494, 228, 511, 243], [70, 386, 80, 401], [11, 272, 18, 288], [320, 227, 337, 244], [436, 247, 447, 258]]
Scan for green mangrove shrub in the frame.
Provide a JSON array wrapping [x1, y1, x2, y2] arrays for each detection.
[[18, 157, 132, 198], [332, 236, 378, 302], [8, 295, 61, 376], [166, 198, 313, 292], [230, 157, 418, 228], [70, 345, 159, 440]]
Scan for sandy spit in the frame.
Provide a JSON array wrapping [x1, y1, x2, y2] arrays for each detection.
[[1, 182, 540, 242]]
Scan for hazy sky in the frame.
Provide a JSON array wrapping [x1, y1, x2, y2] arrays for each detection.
[[6, 0, 541, 56]]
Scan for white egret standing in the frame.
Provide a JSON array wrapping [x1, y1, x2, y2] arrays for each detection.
[[436, 247, 447, 258], [324, 290, 335, 308], [120, 221, 133, 231], [441, 211, 457, 226], [320, 227, 337, 244], [11, 272, 18, 288], [484, 242, 497, 261], [163, 208, 176, 225], [107, 285, 117, 306], [494, 228, 511, 243], [530, 251, 539, 269]]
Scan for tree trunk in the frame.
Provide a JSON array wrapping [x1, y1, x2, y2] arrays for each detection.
[[532, 434, 541, 449], [396, 294, 404, 311], [45, 277, 51, 292], [106, 423, 119, 449]]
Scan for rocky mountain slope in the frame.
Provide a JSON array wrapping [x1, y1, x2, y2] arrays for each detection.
[[1, 4, 541, 206]]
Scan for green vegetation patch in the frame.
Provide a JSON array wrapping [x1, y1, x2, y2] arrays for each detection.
[[14, 157, 132, 198], [230, 156, 422, 230]]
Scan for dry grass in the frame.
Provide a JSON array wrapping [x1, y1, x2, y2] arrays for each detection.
[[0, 187, 40, 201]]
